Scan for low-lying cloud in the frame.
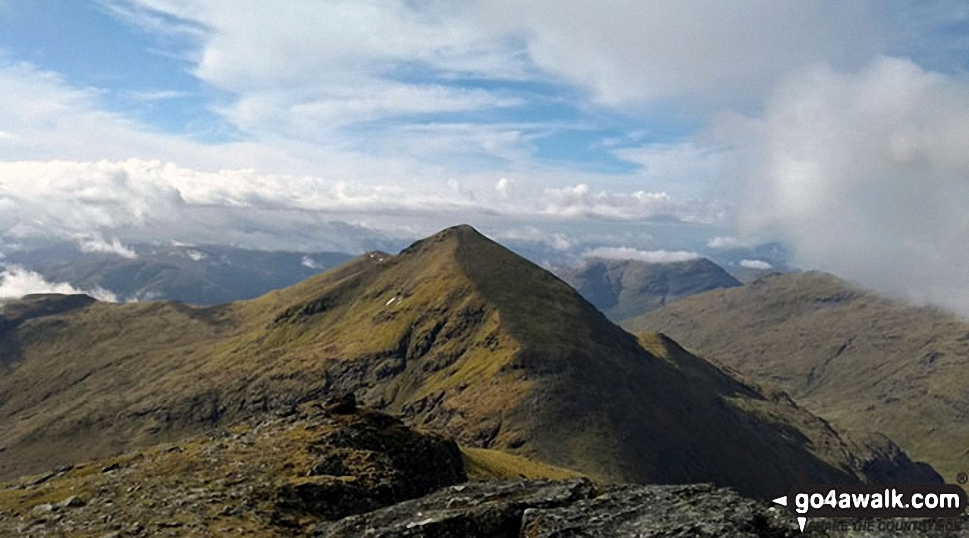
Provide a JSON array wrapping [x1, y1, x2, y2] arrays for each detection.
[[542, 184, 716, 222], [0, 266, 117, 302], [739, 259, 773, 270], [722, 56, 969, 313], [77, 235, 138, 259], [584, 247, 702, 264]]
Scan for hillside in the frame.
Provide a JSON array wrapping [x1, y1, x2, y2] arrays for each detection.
[[0, 227, 940, 499], [556, 257, 740, 321], [0, 397, 801, 537], [625, 271, 969, 482], [0, 398, 952, 537]]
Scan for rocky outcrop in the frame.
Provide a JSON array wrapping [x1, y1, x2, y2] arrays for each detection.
[[0, 397, 467, 536], [315, 479, 969, 538], [0, 409, 962, 538]]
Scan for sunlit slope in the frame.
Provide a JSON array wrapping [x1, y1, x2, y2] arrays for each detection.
[[0, 227, 940, 497], [626, 271, 969, 481]]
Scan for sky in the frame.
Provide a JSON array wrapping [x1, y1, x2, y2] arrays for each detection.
[[2, 1, 969, 311]]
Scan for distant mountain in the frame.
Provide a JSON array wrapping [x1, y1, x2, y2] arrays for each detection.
[[556, 257, 741, 321], [2, 243, 353, 304], [624, 271, 969, 482], [727, 265, 778, 284], [0, 227, 938, 499]]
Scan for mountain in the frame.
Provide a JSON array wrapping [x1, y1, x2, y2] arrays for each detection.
[[727, 265, 779, 285], [0, 397, 951, 537], [624, 271, 969, 482], [556, 257, 741, 321], [2, 242, 353, 304], [0, 397, 798, 537], [0, 226, 939, 499]]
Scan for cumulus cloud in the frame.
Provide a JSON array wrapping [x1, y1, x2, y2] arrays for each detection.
[[542, 184, 719, 222], [77, 235, 138, 259], [185, 249, 207, 262], [720, 56, 969, 313], [495, 177, 511, 199], [476, 1, 882, 106], [542, 184, 672, 220], [300, 256, 321, 269], [613, 142, 731, 200], [707, 235, 762, 249], [740, 259, 773, 270], [107, 0, 898, 150], [0, 157, 720, 252], [0, 266, 117, 302], [584, 247, 701, 264], [491, 226, 573, 252]]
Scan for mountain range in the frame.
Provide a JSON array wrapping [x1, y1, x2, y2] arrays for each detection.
[[625, 271, 969, 483], [556, 256, 742, 321], [1, 242, 353, 304], [0, 226, 939, 504]]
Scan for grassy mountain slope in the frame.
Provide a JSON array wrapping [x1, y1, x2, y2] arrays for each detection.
[[624, 271, 969, 481], [0, 228, 940, 498], [557, 257, 741, 321], [0, 398, 468, 536]]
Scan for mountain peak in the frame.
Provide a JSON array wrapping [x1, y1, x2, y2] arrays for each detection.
[[558, 256, 741, 321], [0, 227, 940, 499], [397, 224, 489, 257]]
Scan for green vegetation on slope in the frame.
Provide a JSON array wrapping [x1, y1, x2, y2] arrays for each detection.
[[0, 398, 466, 537], [625, 271, 969, 482], [461, 447, 585, 482], [0, 227, 941, 499]]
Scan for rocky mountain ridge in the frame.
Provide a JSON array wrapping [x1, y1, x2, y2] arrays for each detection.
[[0, 226, 941, 502]]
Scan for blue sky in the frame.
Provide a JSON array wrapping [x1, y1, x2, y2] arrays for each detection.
[[3, 1, 969, 310], [0, 1, 721, 174]]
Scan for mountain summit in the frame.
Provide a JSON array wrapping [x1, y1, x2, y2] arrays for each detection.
[[626, 271, 969, 482], [0, 226, 939, 497], [557, 256, 741, 321]]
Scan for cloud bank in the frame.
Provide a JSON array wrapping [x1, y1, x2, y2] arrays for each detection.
[[739, 259, 773, 270], [0, 267, 117, 302], [584, 247, 701, 264], [77, 235, 138, 259], [722, 56, 969, 313]]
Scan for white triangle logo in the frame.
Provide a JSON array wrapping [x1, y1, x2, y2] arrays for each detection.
[[797, 517, 807, 532], [772, 495, 787, 507]]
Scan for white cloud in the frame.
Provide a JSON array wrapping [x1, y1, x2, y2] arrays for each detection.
[[720, 56, 969, 313], [740, 259, 773, 270], [542, 184, 718, 222], [0, 157, 719, 252], [707, 235, 761, 249], [113, 0, 894, 130], [113, 0, 530, 144], [584, 247, 701, 264], [0, 266, 117, 302], [495, 177, 511, 199], [77, 235, 138, 259], [185, 249, 207, 262], [476, 1, 882, 106], [123, 89, 192, 102], [491, 226, 573, 251], [614, 142, 731, 200], [300, 256, 320, 269]]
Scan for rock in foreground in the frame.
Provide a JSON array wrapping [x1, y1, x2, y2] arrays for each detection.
[[316, 479, 801, 537], [0, 398, 466, 536]]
